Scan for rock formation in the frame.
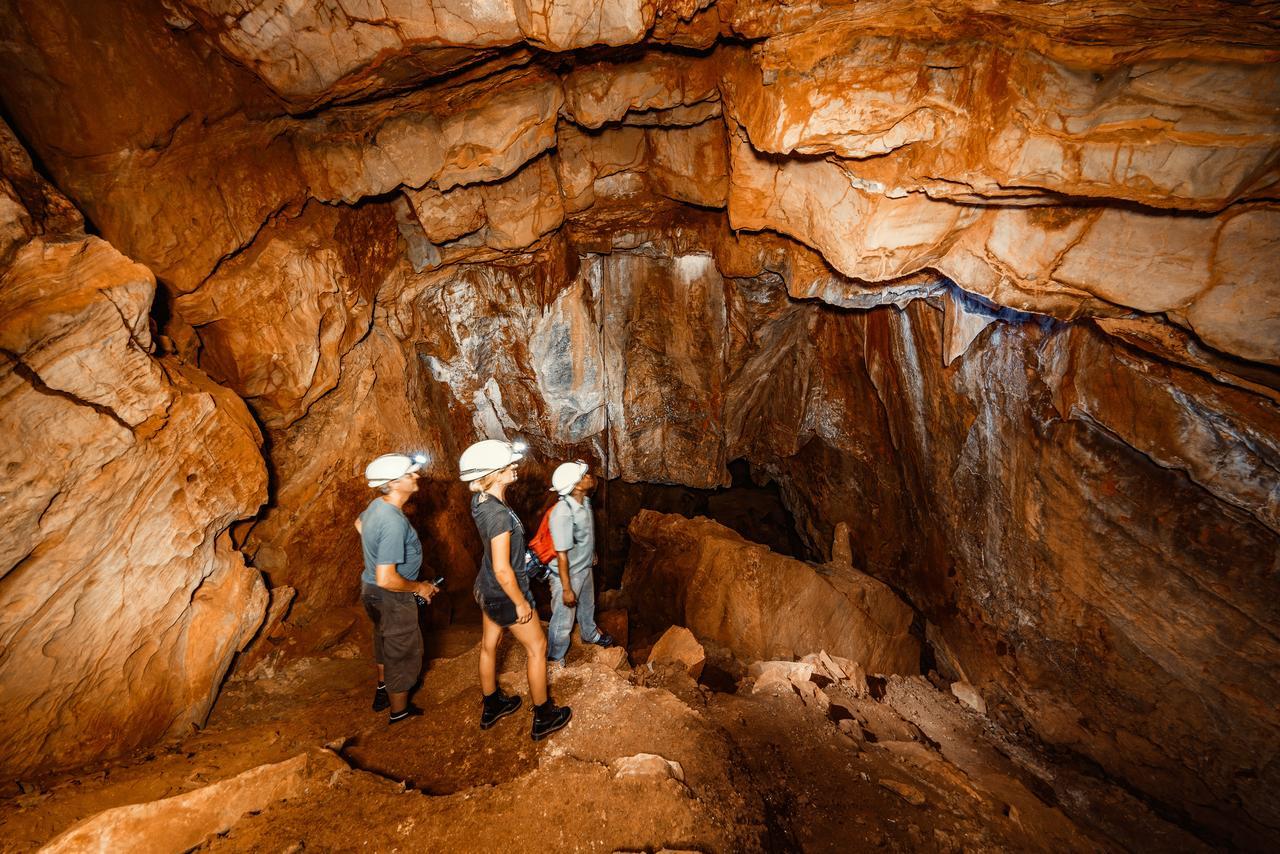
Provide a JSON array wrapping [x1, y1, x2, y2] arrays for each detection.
[[0, 0, 1276, 847], [0, 120, 268, 779], [626, 511, 921, 674]]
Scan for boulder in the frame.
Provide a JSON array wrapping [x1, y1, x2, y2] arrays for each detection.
[[626, 513, 920, 674], [609, 753, 686, 784], [950, 682, 987, 717], [647, 626, 706, 680]]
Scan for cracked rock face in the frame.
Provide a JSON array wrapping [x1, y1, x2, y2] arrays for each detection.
[[0, 0, 1277, 846], [0, 121, 268, 780]]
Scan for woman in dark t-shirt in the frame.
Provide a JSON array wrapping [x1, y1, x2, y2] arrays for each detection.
[[459, 439, 572, 741]]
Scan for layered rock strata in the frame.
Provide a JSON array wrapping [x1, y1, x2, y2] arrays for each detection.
[[0, 122, 269, 779]]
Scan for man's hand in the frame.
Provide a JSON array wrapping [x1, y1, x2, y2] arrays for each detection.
[[562, 589, 578, 608], [417, 580, 439, 602], [516, 599, 533, 624]]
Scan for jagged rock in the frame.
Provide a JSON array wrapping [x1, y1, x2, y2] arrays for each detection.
[[775, 300, 1280, 847], [173, 0, 668, 106], [406, 154, 565, 252], [562, 52, 721, 129], [173, 201, 397, 428], [720, 19, 1278, 209], [950, 682, 987, 716], [40, 751, 345, 853], [647, 626, 706, 680], [0, 3, 1276, 846], [800, 651, 868, 695], [0, 173, 267, 777], [243, 329, 480, 607], [628, 513, 920, 674]]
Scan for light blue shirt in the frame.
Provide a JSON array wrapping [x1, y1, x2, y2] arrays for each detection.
[[549, 495, 594, 576]]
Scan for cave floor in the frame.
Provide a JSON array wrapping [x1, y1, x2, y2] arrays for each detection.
[[1, 612, 1210, 853]]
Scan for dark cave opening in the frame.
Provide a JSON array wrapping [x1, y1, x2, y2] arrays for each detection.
[[595, 458, 815, 589]]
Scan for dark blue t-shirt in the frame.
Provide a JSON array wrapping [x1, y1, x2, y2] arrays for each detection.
[[359, 497, 422, 585], [471, 492, 530, 603]]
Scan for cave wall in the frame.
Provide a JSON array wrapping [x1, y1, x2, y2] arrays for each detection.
[[768, 298, 1279, 846], [0, 122, 269, 779], [0, 0, 1277, 844]]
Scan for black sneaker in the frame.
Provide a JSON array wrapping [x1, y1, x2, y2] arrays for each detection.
[[388, 703, 424, 724], [480, 690, 522, 729], [531, 701, 572, 741], [586, 632, 615, 648], [372, 685, 390, 712]]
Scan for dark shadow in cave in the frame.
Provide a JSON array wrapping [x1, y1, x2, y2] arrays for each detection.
[[594, 458, 816, 590]]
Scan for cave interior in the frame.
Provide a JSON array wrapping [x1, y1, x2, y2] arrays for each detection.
[[0, 0, 1278, 851]]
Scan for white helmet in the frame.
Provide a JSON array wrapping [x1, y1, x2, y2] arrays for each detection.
[[550, 460, 589, 495], [365, 453, 424, 488], [458, 439, 524, 482]]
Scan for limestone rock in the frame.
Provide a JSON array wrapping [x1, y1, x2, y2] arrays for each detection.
[[774, 300, 1280, 848], [174, 0, 664, 106], [647, 626, 706, 680], [626, 513, 920, 674], [609, 752, 686, 783], [801, 651, 868, 695], [721, 22, 1278, 209], [562, 52, 722, 130], [748, 660, 814, 694], [40, 750, 344, 853], [0, 228, 268, 777], [950, 682, 987, 716], [174, 201, 396, 428], [405, 154, 565, 252], [243, 329, 480, 607]]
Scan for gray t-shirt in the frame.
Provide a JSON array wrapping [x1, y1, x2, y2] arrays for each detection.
[[359, 497, 422, 586], [471, 492, 530, 603]]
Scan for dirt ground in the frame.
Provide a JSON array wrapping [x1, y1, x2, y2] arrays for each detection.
[[1, 610, 1213, 853]]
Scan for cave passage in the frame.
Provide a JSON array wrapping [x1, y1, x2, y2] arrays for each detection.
[[544, 458, 815, 590]]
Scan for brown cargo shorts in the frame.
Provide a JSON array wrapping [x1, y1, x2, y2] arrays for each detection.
[[361, 583, 423, 692]]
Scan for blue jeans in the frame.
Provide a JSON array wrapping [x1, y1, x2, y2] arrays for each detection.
[[547, 564, 600, 662]]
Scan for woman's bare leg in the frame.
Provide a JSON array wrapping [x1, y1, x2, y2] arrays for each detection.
[[507, 617, 549, 705], [479, 611, 503, 695]]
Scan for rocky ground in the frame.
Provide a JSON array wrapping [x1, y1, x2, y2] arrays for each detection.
[[0, 610, 1211, 853]]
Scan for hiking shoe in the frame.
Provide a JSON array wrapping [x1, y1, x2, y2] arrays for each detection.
[[388, 703, 424, 724], [480, 690, 522, 729], [531, 701, 572, 741], [586, 632, 615, 648], [372, 685, 390, 712]]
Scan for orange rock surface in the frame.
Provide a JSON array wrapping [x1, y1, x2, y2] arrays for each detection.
[[0, 122, 268, 779]]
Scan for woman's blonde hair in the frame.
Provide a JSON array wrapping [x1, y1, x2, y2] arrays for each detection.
[[469, 468, 504, 493]]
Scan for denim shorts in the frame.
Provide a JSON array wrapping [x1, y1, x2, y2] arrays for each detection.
[[474, 587, 535, 628]]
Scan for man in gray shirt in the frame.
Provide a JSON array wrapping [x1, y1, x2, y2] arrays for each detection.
[[356, 453, 438, 723], [546, 460, 615, 665]]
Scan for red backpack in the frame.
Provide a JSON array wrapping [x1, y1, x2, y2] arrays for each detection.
[[529, 501, 560, 565]]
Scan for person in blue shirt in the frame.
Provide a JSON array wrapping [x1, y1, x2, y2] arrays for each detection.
[[356, 453, 439, 723], [546, 460, 615, 666]]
